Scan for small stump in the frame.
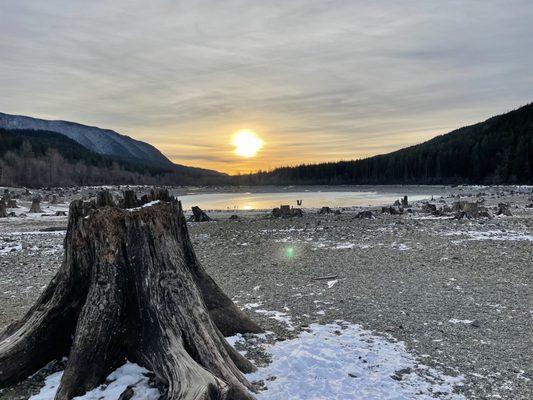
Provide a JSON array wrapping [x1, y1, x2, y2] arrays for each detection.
[[29, 197, 43, 213]]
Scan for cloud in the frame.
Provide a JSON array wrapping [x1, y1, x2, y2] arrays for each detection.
[[1, 0, 532, 173]]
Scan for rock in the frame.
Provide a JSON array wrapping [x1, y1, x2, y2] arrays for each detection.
[[118, 386, 135, 400], [318, 206, 333, 214], [496, 203, 512, 216], [421, 203, 437, 213], [291, 208, 304, 217], [381, 206, 402, 215], [391, 367, 413, 381], [355, 210, 375, 219]]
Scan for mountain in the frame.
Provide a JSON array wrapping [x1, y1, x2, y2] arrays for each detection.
[[0, 126, 225, 187], [233, 103, 533, 185], [0, 112, 174, 169]]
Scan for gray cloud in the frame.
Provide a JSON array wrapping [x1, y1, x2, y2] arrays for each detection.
[[1, 0, 532, 173]]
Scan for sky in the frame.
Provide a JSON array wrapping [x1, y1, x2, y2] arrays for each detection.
[[1, 0, 532, 174]]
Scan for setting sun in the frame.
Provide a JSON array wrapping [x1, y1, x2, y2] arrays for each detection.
[[231, 129, 263, 158]]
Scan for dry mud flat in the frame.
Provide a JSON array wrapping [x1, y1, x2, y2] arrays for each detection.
[[0, 186, 532, 399]]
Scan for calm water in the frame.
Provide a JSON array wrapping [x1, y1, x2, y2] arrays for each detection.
[[176, 186, 445, 210]]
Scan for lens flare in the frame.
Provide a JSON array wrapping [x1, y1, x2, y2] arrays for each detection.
[[285, 246, 295, 259]]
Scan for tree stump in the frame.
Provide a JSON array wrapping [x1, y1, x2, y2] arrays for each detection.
[[121, 190, 141, 209], [0, 200, 7, 218], [96, 190, 115, 207], [355, 210, 374, 219], [29, 197, 43, 213], [190, 206, 211, 222], [452, 201, 491, 219], [496, 203, 512, 216], [0, 191, 260, 400], [421, 203, 437, 213], [272, 205, 303, 218]]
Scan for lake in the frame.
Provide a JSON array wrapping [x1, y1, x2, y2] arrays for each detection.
[[175, 186, 447, 210]]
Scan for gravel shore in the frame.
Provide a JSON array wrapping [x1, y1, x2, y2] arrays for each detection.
[[0, 186, 531, 399]]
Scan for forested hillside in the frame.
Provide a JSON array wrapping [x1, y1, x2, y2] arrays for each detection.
[[0, 129, 223, 187], [234, 103, 533, 185], [2, 103, 532, 188]]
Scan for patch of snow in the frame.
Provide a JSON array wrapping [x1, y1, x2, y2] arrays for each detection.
[[243, 302, 262, 309], [326, 280, 338, 288], [391, 242, 411, 251], [443, 230, 533, 242], [247, 322, 464, 399], [333, 243, 355, 249], [29, 362, 160, 400], [448, 319, 474, 324], [127, 200, 160, 211]]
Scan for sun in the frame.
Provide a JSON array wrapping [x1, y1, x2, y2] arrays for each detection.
[[231, 129, 263, 158]]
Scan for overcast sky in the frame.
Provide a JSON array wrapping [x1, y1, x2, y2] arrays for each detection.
[[1, 0, 532, 173]]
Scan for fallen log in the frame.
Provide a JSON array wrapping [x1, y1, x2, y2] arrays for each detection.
[[0, 190, 260, 399], [312, 275, 338, 281]]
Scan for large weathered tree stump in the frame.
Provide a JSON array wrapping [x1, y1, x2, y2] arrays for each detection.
[[0, 191, 261, 399]]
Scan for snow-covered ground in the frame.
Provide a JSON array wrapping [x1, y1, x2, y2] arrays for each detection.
[[31, 318, 464, 400], [29, 362, 159, 400], [237, 314, 464, 400], [442, 229, 533, 242]]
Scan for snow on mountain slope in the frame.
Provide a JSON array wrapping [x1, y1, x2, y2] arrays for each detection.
[[0, 112, 173, 168]]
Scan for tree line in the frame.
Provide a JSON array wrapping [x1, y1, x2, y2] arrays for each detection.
[[2, 102, 531, 188], [233, 103, 533, 185], [0, 129, 223, 187]]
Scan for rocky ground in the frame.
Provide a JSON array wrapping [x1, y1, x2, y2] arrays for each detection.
[[0, 185, 531, 399]]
